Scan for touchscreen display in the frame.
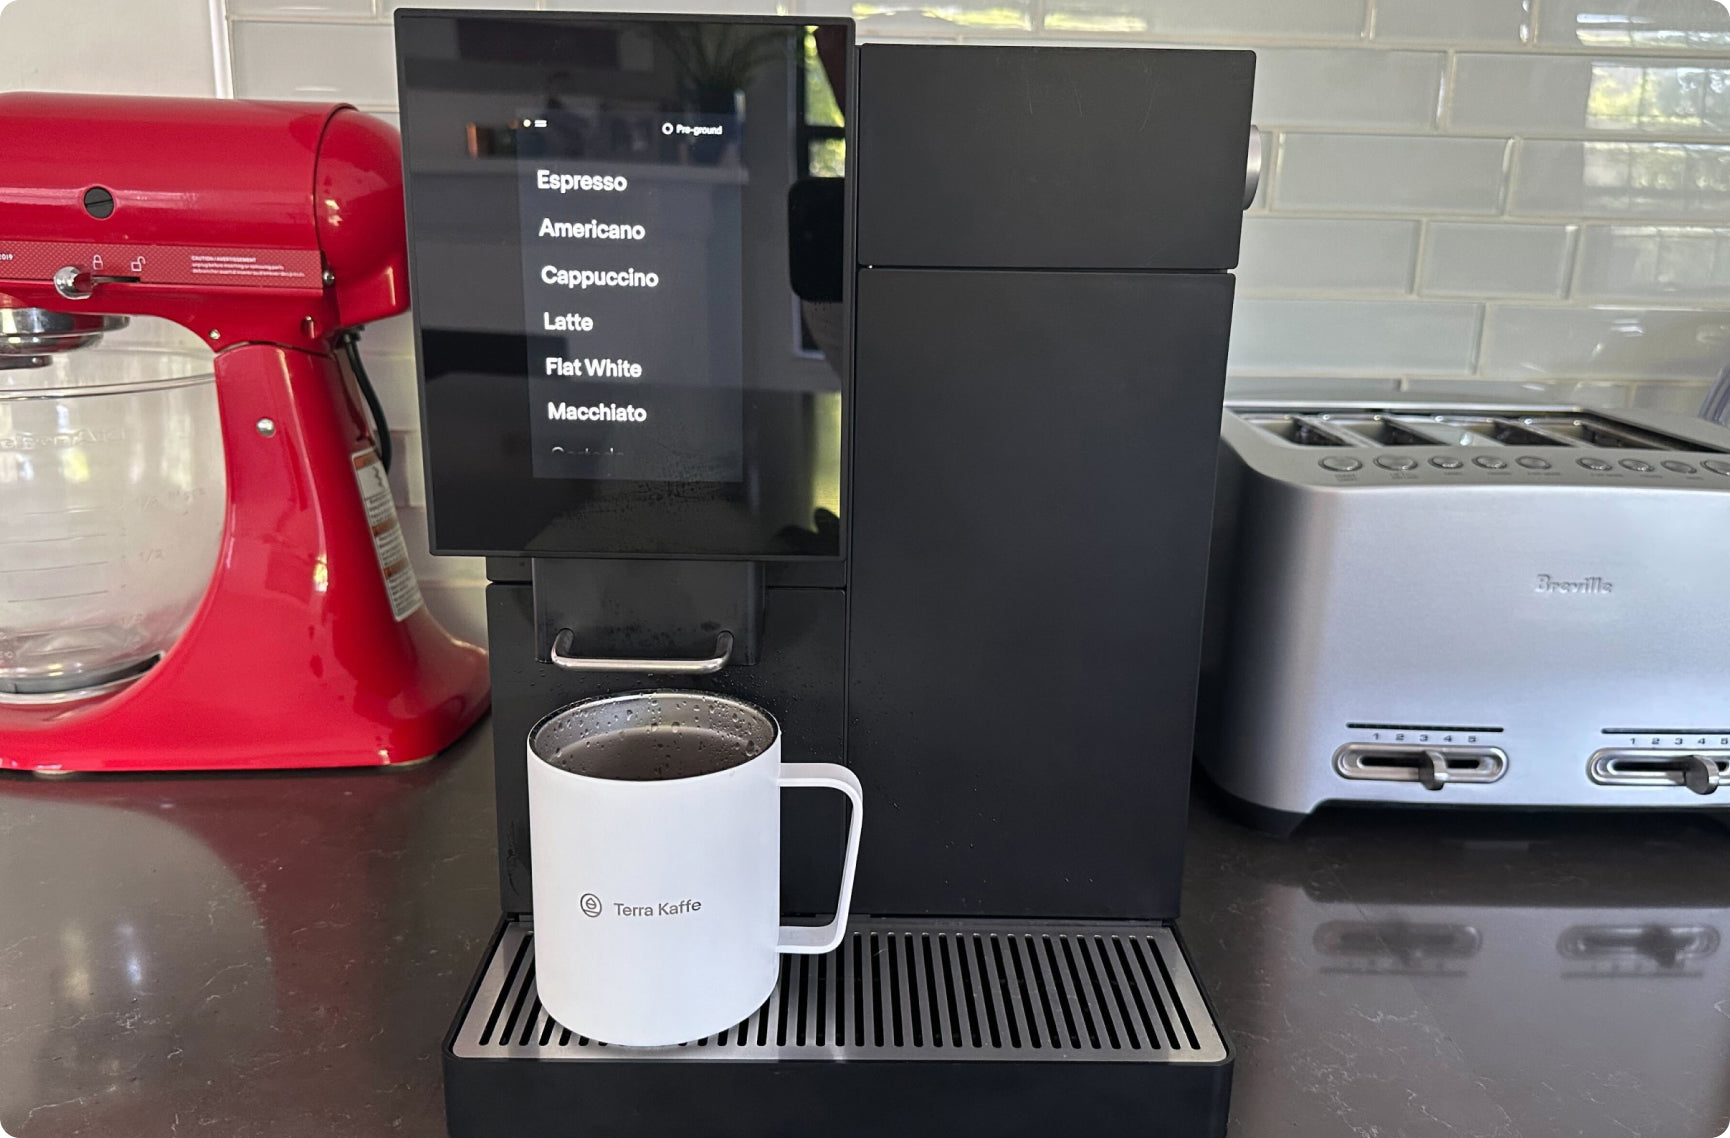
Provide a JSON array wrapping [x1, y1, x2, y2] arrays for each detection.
[[397, 14, 850, 557], [520, 108, 744, 482]]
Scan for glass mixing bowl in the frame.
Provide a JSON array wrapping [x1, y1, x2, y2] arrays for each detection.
[[0, 347, 226, 703]]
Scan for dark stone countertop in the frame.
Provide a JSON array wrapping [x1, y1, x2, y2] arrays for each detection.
[[3, 721, 1728, 1137]]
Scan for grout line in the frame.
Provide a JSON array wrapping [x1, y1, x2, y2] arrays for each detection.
[[1496, 137, 1516, 217], [1255, 123, 1730, 145], [1436, 50, 1454, 130], [208, 0, 234, 97], [1247, 206, 1730, 226], [1561, 223, 1586, 299], [1467, 300, 1488, 375], [1236, 288, 1728, 308], [228, 12, 388, 25], [1410, 219, 1431, 293]]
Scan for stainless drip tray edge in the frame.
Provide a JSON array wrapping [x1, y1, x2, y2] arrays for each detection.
[[453, 917, 1227, 1064]]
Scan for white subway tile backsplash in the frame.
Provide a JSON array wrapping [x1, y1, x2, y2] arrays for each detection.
[[1575, 225, 1730, 299], [0, 0, 218, 95], [1628, 379, 1717, 412], [47, 0, 1700, 407], [1252, 48, 1442, 129], [1275, 134, 1510, 213], [1450, 55, 1730, 137], [383, 0, 537, 11], [550, 0, 827, 12], [1448, 54, 1593, 134], [1511, 139, 1730, 218], [1421, 222, 1577, 298], [1537, 0, 1730, 51], [1037, 0, 1150, 35], [232, 20, 397, 106], [420, 582, 488, 647], [230, 0, 375, 16], [384, 429, 428, 509], [386, 429, 415, 507], [1479, 305, 1730, 379], [1237, 217, 1419, 293], [1372, 0, 1530, 45], [361, 313, 417, 359], [1228, 298, 1481, 374], [1139, 0, 1368, 40], [361, 353, 422, 429]]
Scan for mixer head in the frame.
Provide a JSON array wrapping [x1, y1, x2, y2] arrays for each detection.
[[0, 94, 410, 352], [0, 306, 129, 369]]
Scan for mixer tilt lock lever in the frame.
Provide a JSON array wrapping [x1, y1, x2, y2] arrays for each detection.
[[52, 265, 134, 301]]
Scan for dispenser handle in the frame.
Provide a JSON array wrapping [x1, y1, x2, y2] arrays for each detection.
[[777, 763, 864, 955], [547, 628, 733, 674]]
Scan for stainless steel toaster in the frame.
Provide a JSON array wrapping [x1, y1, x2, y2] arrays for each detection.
[[1200, 397, 1730, 832]]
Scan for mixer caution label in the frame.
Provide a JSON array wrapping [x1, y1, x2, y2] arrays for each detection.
[[352, 449, 424, 622]]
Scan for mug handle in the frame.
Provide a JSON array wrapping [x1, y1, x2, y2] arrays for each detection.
[[776, 763, 864, 954]]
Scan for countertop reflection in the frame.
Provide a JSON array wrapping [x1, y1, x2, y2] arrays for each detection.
[[1184, 789, 1730, 1138], [0, 724, 499, 1138], [2, 725, 1727, 1136]]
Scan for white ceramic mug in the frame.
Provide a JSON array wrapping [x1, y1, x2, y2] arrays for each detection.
[[526, 690, 864, 1047]]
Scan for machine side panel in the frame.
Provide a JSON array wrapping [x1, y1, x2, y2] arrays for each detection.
[[847, 269, 1233, 920]]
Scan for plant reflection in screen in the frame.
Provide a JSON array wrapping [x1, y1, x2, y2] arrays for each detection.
[[656, 23, 786, 115]]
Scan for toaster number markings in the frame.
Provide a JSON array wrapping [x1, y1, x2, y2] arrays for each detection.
[[1346, 722, 1504, 734], [1603, 728, 1730, 749]]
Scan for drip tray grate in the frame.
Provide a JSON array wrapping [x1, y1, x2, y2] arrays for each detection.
[[453, 918, 1227, 1063]]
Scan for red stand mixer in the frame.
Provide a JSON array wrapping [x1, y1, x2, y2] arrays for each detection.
[[0, 93, 489, 772]]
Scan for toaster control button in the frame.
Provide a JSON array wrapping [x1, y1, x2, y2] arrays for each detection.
[[1430, 456, 1464, 470], [1663, 460, 1698, 474], [1374, 455, 1418, 471], [1704, 459, 1730, 476], [1473, 455, 1508, 470], [1516, 455, 1552, 470], [1319, 456, 1363, 472], [1619, 458, 1655, 472], [1578, 457, 1613, 472]]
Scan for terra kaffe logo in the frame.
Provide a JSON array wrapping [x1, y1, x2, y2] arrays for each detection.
[[580, 893, 603, 918]]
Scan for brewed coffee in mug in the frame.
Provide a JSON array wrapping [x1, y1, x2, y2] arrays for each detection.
[[527, 690, 864, 1047]]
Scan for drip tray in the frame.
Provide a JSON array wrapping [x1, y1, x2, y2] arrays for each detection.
[[445, 917, 1235, 1138], [455, 918, 1225, 1063]]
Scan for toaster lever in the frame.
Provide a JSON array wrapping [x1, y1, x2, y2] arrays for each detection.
[[1419, 749, 1450, 792], [1683, 753, 1723, 796]]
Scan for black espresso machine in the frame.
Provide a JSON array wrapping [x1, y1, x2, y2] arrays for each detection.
[[396, 11, 1256, 1137]]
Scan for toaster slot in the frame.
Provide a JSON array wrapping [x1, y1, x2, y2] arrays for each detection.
[[1334, 743, 1508, 790], [1403, 416, 1565, 447], [1321, 415, 1449, 447], [1517, 416, 1677, 450], [1588, 749, 1730, 795], [1485, 418, 1575, 446], [1243, 414, 1359, 447]]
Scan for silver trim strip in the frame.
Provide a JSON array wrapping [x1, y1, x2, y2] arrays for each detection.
[[548, 628, 734, 674], [1334, 743, 1508, 786], [1588, 749, 1730, 793]]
